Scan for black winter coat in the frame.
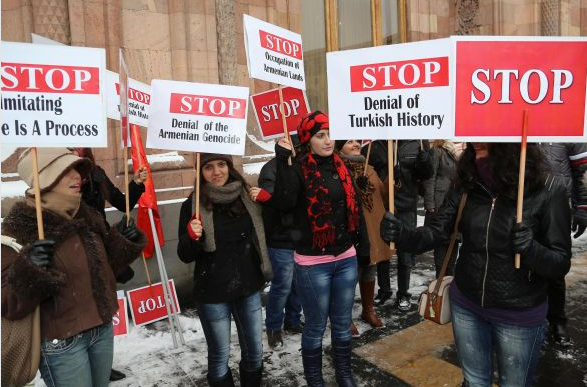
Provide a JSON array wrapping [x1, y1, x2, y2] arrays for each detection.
[[81, 166, 145, 221], [540, 143, 587, 207], [258, 158, 296, 250], [362, 140, 433, 211], [396, 177, 571, 309], [177, 195, 265, 304], [270, 145, 369, 257]]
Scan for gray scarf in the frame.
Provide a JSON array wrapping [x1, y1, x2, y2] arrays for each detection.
[[192, 181, 273, 281]]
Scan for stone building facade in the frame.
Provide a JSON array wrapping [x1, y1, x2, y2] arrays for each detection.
[[2, 0, 586, 300]]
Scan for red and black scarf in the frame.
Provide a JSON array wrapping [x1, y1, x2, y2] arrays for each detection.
[[301, 152, 360, 249]]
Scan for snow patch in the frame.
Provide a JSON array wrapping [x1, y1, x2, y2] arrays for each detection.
[[243, 161, 267, 176], [127, 152, 185, 166], [247, 134, 275, 152], [1, 180, 28, 198]]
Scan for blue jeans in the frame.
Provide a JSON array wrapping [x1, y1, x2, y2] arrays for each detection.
[[39, 323, 113, 387], [197, 291, 263, 381], [265, 247, 302, 332], [294, 256, 358, 350], [451, 300, 545, 387]]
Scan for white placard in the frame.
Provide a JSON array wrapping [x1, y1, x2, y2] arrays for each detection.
[[1, 41, 107, 147], [327, 39, 453, 140], [243, 14, 306, 90], [106, 70, 151, 127], [146, 79, 249, 155]]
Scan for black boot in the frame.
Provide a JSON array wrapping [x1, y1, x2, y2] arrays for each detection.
[[331, 340, 357, 387], [239, 362, 262, 387], [207, 369, 235, 387], [109, 368, 126, 381], [301, 347, 325, 387]]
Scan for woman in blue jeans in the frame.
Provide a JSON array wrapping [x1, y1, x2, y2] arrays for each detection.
[[264, 111, 365, 387], [381, 143, 571, 387], [177, 153, 272, 387], [2, 148, 145, 387]]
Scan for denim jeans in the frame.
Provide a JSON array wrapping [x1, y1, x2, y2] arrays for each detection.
[[265, 247, 302, 332], [294, 256, 358, 350], [197, 291, 263, 381], [39, 323, 114, 387], [451, 300, 545, 387]]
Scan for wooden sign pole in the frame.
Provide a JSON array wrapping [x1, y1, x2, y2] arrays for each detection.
[[32, 148, 45, 240], [195, 152, 201, 219], [515, 110, 529, 269]]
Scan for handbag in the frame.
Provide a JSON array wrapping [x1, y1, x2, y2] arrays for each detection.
[[418, 193, 468, 325], [1, 235, 42, 387]]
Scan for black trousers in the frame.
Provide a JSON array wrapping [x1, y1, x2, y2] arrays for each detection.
[[547, 277, 567, 325], [376, 209, 417, 297]]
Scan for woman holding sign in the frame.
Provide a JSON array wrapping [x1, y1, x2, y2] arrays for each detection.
[[267, 111, 363, 387], [177, 153, 272, 387], [1, 148, 146, 387], [380, 143, 571, 387], [335, 139, 391, 332]]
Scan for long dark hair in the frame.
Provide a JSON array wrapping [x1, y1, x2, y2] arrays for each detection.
[[455, 143, 546, 200], [199, 164, 249, 216]]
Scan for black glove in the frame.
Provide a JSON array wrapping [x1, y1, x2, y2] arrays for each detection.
[[572, 209, 587, 239], [356, 175, 368, 191], [275, 142, 292, 160], [380, 212, 405, 244], [117, 215, 139, 242], [512, 221, 534, 255], [28, 239, 56, 267], [90, 167, 108, 183]]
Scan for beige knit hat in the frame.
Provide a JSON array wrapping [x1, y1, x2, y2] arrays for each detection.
[[17, 148, 93, 193]]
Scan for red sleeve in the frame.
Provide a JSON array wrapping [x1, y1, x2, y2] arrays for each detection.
[[255, 188, 272, 203], [186, 214, 201, 241]]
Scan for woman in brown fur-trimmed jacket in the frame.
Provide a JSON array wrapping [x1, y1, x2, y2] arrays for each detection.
[[1, 148, 146, 387]]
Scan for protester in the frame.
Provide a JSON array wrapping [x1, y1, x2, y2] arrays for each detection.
[[422, 140, 463, 277], [539, 143, 587, 345], [1, 148, 146, 387], [336, 139, 392, 333], [255, 140, 304, 349], [263, 111, 363, 387], [381, 142, 571, 387], [362, 140, 433, 309], [177, 153, 272, 387], [72, 147, 148, 381]]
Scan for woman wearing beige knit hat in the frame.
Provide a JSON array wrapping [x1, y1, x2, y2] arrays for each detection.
[[1, 148, 146, 387]]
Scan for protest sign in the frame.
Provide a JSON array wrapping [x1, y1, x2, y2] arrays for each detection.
[[327, 39, 452, 140], [453, 36, 587, 142], [113, 291, 128, 336], [106, 70, 151, 127], [127, 280, 180, 327], [243, 14, 306, 90], [250, 87, 309, 139], [0, 41, 107, 147], [147, 80, 249, 155]]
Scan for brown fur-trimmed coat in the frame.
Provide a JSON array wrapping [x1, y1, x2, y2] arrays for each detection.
[[1, 201, 146, 341]]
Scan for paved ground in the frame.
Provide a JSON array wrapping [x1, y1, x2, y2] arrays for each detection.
[[91, 233, 587, 387]]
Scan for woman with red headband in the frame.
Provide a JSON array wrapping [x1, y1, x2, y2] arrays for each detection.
[[259, 111, 364, 387]]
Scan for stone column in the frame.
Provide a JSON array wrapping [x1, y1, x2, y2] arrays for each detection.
[[32, 0, 71, 44]]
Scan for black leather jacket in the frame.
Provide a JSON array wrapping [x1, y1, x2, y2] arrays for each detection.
[[362, 140, 433, 210], [396, 176, 571, 309]]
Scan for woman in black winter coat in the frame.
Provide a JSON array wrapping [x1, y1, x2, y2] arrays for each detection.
[[381, 143, 571, 387], [177, 153, 272, 387]]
